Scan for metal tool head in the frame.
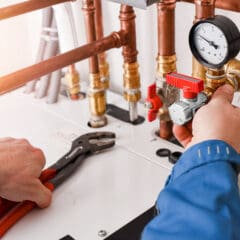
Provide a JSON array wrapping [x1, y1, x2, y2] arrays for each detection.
[[72, 131, 116, 154], [107, 0, 159, 9]]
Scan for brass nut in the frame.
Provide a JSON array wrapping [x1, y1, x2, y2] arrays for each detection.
[[123, 91, 141, 102], [89, 73, 102, 89], [123, 62, 140, 89], [156, 55, 177, 77]]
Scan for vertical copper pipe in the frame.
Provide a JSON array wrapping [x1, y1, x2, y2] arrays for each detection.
[[82, 0, 99, 73], [156, 0, 177, 140], [119, 5, 141, 122], [157, 1, 176, 56], [82, 0, 107, 128], [94, 0, 110, 90]]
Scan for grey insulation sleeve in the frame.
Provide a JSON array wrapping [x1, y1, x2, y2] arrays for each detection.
[[35, 15, 59, 99], [47, 69, 62, 103], [25, 7, 53, 93]]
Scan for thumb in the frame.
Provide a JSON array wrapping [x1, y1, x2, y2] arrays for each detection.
[[30, 180, 52, 208], [211, 84, 234, 104], [173, 123, 192, 147]]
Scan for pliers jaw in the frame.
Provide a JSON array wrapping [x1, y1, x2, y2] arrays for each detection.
[[72, 131, 116, 154]]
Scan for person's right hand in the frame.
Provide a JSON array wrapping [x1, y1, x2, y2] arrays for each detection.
[[0, 138, 52, 208], [173, 84, 240, 152]]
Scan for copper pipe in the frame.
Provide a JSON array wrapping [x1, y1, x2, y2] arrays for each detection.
[[156, 0, 177, 140], [0, 0, 71, 20], [0, 31, 127, 94], [94, 0, 104, 63], [120, 5, 138, 63], [82, 0, 99, 73], [179, 0, 239, 12], [119, 5, 141, 122], [94, 0, 110, 90], [157, 0, 176, 56]]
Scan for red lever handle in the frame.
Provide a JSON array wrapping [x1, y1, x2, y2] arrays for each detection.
[[145, 83, 163, 122], [166, 72, 204, 99]]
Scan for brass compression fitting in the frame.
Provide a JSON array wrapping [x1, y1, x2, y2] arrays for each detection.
[[65, 65, 80, 100], [88, 73, 107, 128], [123, 62, 141, 122]]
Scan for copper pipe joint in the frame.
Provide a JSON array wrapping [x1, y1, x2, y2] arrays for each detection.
[[194, 0, 216, 21], [120, 5, 138, 64], [225, 59, 240, 91], [123, 62, 141, 102]]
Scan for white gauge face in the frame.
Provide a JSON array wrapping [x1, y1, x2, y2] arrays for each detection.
[[193, 22, 228, 65]]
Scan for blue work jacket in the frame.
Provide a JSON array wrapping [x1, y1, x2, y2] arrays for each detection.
[[142, 140, 240, 240]]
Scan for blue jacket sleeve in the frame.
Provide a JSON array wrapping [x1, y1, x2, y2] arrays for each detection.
[[141, 140, 240, 240]]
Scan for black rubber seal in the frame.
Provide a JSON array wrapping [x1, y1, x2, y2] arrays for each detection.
[[169, 151, 182, 164], [59, 235, 75, 240], [156, 148, 171, 157]]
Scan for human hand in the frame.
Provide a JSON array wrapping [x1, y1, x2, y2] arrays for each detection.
[[173, 84, 240, 152], [0, 138, 52, 208]]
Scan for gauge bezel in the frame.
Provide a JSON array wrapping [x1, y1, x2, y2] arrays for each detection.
[[189, 15, 240, 69]]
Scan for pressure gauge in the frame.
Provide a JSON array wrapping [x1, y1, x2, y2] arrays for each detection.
[[189, 15, 240, 69]]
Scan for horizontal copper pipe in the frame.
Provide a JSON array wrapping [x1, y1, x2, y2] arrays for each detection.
[[179, 0, 240, 12], [0, 0, 70, 20], [0, 31, 127, 94]]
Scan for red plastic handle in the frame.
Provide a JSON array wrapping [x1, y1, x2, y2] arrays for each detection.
[[0, 182, 54, 238], [166, 72, 204, 99], [145, 83, 163, 122]]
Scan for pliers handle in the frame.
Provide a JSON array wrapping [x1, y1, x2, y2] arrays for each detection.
[[0, 131, 115, 237]]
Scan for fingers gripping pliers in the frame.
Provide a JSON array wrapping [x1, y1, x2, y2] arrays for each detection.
[[0, 131, 116, 237]]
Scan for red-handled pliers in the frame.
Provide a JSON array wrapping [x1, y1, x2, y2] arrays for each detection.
[[0, 131, 116, 237]]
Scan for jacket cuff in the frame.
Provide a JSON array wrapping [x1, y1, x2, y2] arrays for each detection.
[[167, 140, 240, 184]]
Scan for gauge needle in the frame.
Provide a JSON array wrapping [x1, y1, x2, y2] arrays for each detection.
[[199, 35, 219, 50]]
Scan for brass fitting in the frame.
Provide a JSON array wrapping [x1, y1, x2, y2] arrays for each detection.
[[65, 65, 80, 100], [123, 62, 141, 102], [156, 55, 177, 78], [204, 68, 235, 98], [192, 57, 206, 80], [99, 58, 110, 90], [224, 59, 240, 91], [88, 73, 107, 128]]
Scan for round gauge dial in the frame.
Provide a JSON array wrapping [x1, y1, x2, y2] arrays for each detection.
[[189, 15, 240, 69]]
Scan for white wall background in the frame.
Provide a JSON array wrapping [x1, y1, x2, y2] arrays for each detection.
[[0, 0, 239, 99]]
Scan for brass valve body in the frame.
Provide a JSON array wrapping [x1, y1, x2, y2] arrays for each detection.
[[123, 62, 141, 102]]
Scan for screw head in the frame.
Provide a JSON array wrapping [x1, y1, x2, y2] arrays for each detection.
[[98, 230, 107, 237]]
